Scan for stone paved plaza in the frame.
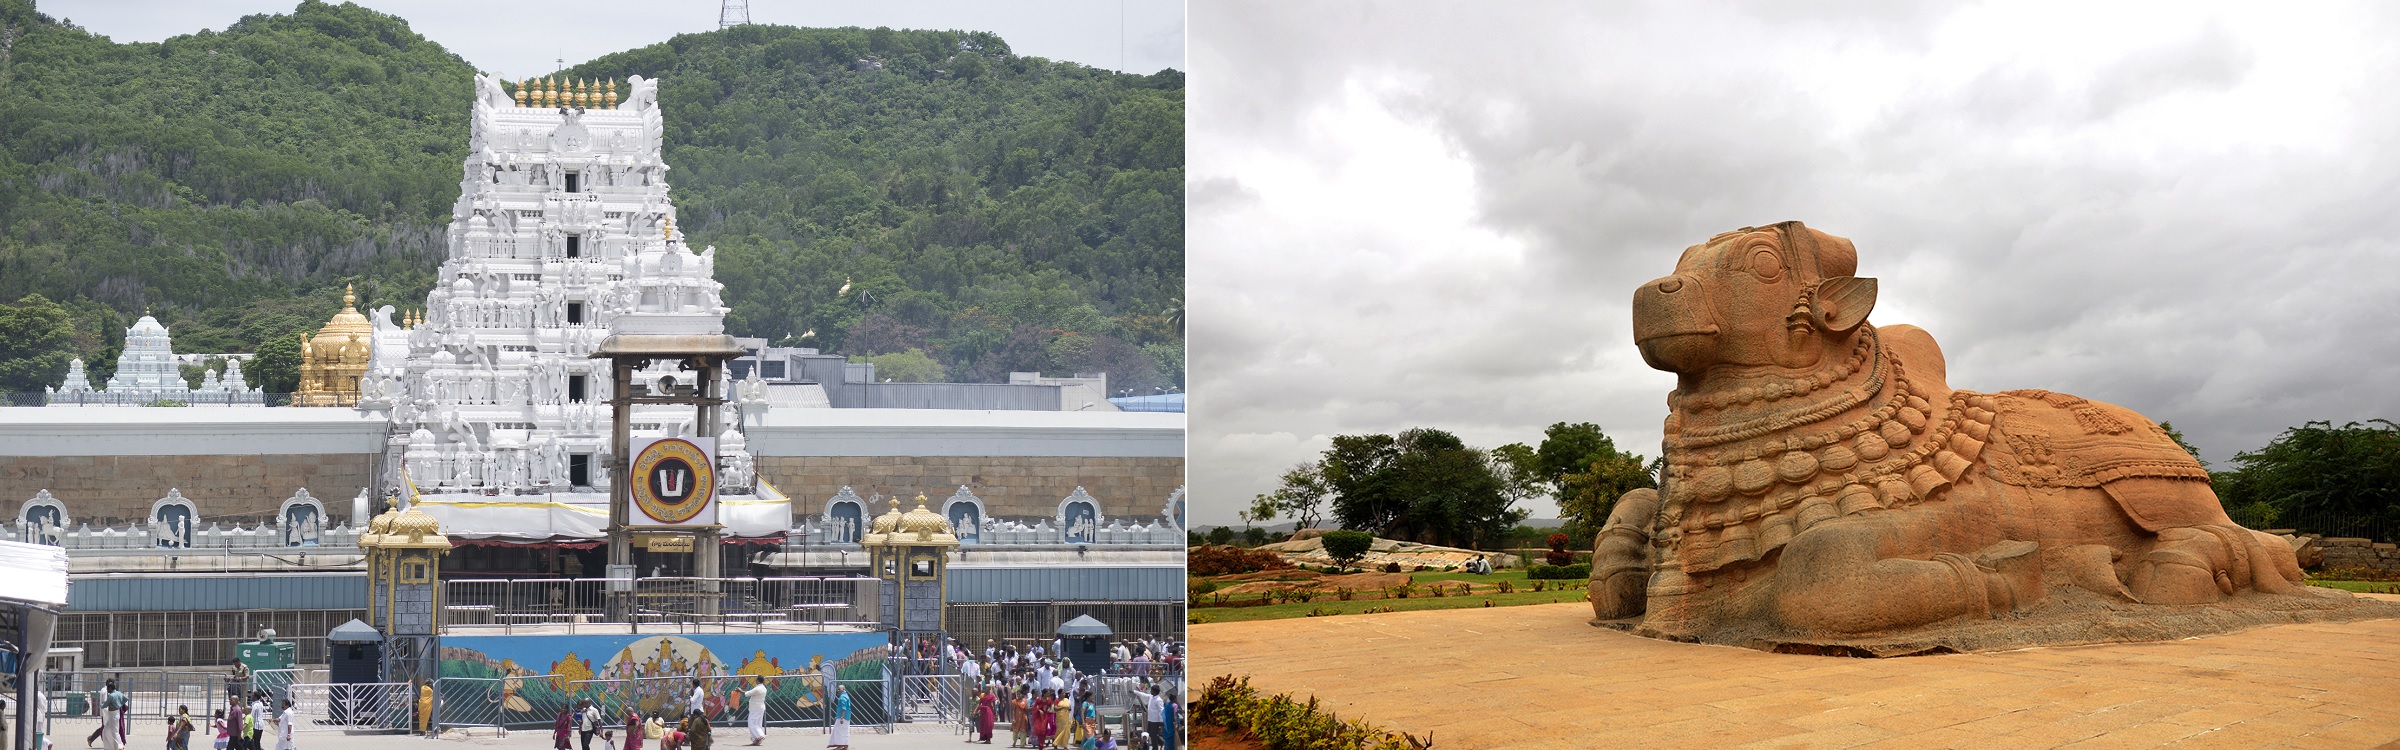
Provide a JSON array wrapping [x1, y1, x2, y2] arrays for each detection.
[[1191, 597, 2400, 749], [45, 723, 983, 750]]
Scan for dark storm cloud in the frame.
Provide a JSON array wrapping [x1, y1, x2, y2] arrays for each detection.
[[1191, 1, 2400, 524]]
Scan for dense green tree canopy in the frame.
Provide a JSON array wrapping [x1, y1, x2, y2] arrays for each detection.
[[2214, 420, 2400, 539], [0, 0, 1181, 392], [1496, 422, 1658, 541], [0, 293, 75, 393], [1321, 429, 1526, 550]]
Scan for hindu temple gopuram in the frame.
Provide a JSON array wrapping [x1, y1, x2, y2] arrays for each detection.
[[1590, 221, 2399, 655], [0, 75, 1185, 674]]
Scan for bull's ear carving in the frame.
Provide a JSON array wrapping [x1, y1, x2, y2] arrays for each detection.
[[1813, 276, 1877, 332]]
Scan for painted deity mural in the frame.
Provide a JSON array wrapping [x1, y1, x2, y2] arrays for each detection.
[[439, 632, 887, 727]]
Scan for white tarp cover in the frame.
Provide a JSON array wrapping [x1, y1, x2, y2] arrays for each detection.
[[410, 483, 791, 542], [0, 538, 70, 607]]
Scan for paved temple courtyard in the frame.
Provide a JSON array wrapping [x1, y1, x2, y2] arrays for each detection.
[[1191, 596, 2400, 749], [47, 723, 990, 750]]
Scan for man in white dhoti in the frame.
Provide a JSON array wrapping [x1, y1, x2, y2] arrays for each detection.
[[825, 687, 850, 750], [743, 677, 767, 746]]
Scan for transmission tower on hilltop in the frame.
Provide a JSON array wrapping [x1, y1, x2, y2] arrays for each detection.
[[719, 0, 750, 28]]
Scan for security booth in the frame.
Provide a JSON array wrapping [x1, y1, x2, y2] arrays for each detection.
[[1057, 615, 1115, 675], [325, 619, 383, 725], [0, 539, 69, 750]]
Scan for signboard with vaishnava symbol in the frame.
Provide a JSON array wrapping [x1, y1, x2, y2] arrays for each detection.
[[630, 437, 717, 526]]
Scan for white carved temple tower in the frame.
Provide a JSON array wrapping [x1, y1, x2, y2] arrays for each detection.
[[374, 74, 757, 499]]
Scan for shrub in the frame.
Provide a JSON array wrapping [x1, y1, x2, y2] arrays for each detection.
[[1381, 562, 1403, 574], [1321, 530, 1375, 570], [1495, 580, 1514, 594], [1388, 583, 1415, 599], [1189, 545, 1295, 576], [1531, 580, 1547, 592], [1334, 586, 1355, 601], [1545, 532, 1575, 566], [1425, 582, 1446, 598], [1189, 579, 1220, 597], [1194, 676, 1426, 750], [1527, 563, 1592, 580], [1305, 606, 1342, 617], [1285, 588, 1317, 604], [1362, 605, 1395, 614]]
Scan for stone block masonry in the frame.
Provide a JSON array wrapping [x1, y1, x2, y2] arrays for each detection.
[[2315, 536, 2400, 576], [0, 453, 377, 526], [761, 455, 1185, 520]]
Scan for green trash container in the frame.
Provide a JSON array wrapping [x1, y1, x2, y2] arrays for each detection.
[[64, 692, 86, 717]]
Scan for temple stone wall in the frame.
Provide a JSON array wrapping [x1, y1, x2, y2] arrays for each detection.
[[2315, 537, 2400, 576], [0, 453, 376, 526], [761, 455, 1185, 521]]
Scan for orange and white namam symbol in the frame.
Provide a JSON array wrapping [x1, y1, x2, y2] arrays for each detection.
[[631, 438, 715, 524]]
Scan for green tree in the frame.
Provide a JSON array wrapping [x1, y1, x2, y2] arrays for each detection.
[[1239, 527, 1272, 548], [2213, 420, 2400, 538], [2159, 421, 2207, 467], [1204, 526, 1236, 546], [249, 333, 302, 393], [1245, 462, 1330, 540], [1531, 422, 1658, 540], [1320, 530, 1373, 571], [850, 348, 947, 383], [1323, 429, 1524, 550], [0, 294, 76, 394]]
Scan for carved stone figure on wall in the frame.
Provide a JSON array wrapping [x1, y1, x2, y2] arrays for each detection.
[[1591, 221, 2397, 654]]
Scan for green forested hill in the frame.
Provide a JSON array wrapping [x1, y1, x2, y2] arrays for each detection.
[[0, 0, 1182, 393]]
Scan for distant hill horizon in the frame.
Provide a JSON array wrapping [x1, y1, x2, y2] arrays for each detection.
[[0, 0, 1181, 394]]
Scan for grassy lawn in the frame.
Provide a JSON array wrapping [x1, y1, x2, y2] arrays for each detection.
[[1190, 569, 1593, 624], [1191, 588, 1592, 624], [2307, 579, 2400, 594]]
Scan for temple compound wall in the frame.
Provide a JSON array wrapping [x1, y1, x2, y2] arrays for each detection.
[[0, 406, 1183, 527], [749, 408, 1186, 521], [0, 409, 387, 525]]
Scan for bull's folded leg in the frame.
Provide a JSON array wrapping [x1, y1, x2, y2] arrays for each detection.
[[1771, 517, 2038, 635], [1590, 489, 1661, 621]]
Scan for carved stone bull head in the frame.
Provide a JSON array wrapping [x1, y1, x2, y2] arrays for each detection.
[[1632, 221, 1879, 384]]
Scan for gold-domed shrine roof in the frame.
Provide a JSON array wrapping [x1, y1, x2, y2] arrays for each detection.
[[358, 504, 400, 547], [899, 496, 957, 543], [368, 504, 451, 550], [861, 496, 904, 546], [865, 495, 958, 548], [311, 286, 374, 345]]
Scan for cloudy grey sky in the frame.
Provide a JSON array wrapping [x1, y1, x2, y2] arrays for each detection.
[[1190, 1, 2400, 525], [42, 0, 1184, 76]]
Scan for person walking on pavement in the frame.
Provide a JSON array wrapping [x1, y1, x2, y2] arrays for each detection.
[[824, 687, 850, 750], [578, 700, 603, 750], [742, 677, 768, 746], [273, 699, 296, 750]]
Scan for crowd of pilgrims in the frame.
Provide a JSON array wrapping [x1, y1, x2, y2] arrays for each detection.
[[954, 637, 1185, 750]]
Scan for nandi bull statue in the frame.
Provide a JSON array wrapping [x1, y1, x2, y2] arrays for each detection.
[[1590, 221, 2396, 654]]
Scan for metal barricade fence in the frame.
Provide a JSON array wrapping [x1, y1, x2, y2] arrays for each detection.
[[40, 671, 239, 725], [566, 674, 832, 729], [834, 678, 890, 730], [897, 675, 968, 727], [284, 682, 413, 732], [434, 673, 856, 733]]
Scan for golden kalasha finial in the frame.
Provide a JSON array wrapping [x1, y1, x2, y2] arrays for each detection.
[[546, 77, 560, 108], [605, 78, 617, 109], [512, 78, 528, 107], [661, 214, 676, 241], [343, 284, 356, 310], [579, 78, 593, 108]]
